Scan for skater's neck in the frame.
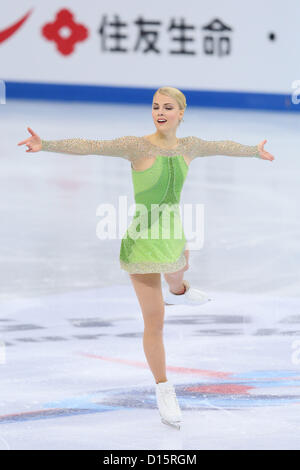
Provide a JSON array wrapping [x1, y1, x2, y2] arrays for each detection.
[[145, 132, 179, 149]]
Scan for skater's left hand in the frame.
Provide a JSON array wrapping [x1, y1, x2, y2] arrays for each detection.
[[257, 140, 275, 161]]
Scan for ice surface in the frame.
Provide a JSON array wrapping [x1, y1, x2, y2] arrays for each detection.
[[0, 99, 299, 449]]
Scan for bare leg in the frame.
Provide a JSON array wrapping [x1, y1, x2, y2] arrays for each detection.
[[163, 249, 189, 294], [129, 272, 167, 384]]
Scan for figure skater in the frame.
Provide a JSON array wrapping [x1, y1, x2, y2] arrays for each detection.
[[17, 86, 274, 429]]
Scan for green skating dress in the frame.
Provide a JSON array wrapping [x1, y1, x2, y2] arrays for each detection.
[[119, 152, 189, 274], [41, 135, 260, 274]]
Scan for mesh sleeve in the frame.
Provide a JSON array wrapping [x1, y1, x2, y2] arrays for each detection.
[[40, 135, 139, 161], [187, 136, 260, 159]]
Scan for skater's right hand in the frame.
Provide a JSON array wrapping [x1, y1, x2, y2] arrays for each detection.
[[17, 127, 42, 152]]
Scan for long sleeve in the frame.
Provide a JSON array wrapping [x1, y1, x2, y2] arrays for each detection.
[[40, 135, 139, 161], [186, 136, 260, 159]]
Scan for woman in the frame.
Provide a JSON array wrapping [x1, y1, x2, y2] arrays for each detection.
[[17, 86, 274, 429]]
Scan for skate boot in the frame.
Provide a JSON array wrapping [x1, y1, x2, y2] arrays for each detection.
[[163, 279, 213, 306], [155, 380, 182, 429]]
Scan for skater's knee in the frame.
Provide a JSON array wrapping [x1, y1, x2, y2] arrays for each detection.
[[183, 261, 189, 271], [144, 321, 164, 335], [143, 308, 165, 333]]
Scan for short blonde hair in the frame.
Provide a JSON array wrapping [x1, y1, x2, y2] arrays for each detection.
[[153, 86, 187, 111]]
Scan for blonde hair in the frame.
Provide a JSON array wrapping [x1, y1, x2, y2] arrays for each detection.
[[154, 86, 186, 110]]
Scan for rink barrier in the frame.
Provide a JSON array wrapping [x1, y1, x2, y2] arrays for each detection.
[[4, 81, 299, 112]]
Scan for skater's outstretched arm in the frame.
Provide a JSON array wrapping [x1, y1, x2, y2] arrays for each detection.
[[186, 136, 274, 161], [17, 127, 139, 161]]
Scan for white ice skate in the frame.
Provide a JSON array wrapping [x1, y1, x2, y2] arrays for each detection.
[[163, 279, 213, 306], [155, 380, 182, 429]]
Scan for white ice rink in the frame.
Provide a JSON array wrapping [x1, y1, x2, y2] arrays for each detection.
[[0, 99, 300, 449]]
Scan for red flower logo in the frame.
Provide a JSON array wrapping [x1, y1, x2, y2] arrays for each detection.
[[42, 9, 88, 55]]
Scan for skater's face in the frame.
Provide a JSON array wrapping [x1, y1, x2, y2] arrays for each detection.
[[152, 93, 184, 132]]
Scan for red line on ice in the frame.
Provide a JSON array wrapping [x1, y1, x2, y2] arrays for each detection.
[[77, 352, 231, 378]]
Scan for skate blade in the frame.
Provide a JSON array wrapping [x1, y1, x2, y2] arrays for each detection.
[[161, 418, 181, 429], [187, 297, 213, 305], [164, 298, 213, 306]]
